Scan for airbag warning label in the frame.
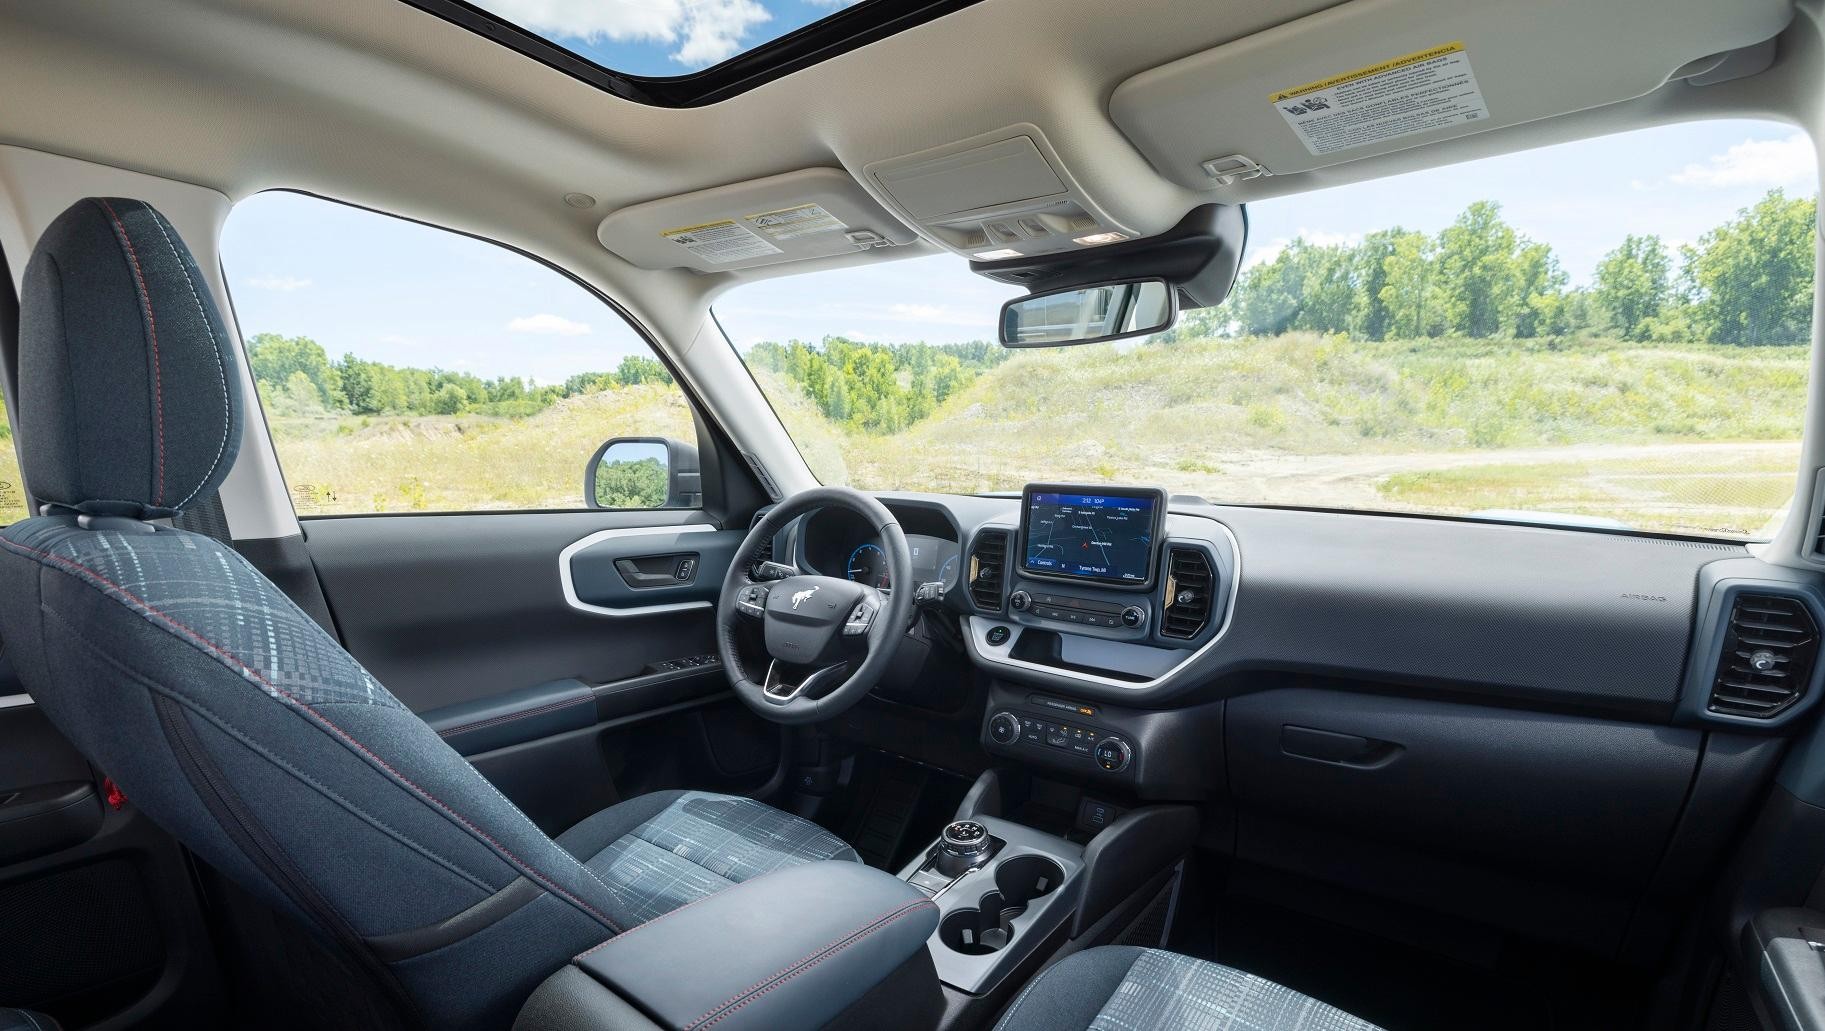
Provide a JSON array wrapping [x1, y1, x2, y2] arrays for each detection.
[[1271, 42, 1488, 156], [662, 220, 782, 264]]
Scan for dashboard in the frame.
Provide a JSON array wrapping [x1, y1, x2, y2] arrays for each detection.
[[798, 503, 961, 592]]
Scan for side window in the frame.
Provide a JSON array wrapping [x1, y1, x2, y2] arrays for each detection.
[[220, 193, 698, 516], [0, 400, 24, 525]]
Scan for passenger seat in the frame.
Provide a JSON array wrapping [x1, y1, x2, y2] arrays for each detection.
[[995, 947, 1380, 1031], [0, 1010, 61, 1031]]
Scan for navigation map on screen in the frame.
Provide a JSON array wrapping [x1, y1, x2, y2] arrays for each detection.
[[1021, 490, 1158, 584]]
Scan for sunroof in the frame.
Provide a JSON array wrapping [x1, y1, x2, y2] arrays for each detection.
[[406, 0, 986, 107], [467, 0, 842, 77]]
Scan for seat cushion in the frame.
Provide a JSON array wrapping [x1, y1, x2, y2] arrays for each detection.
[[0, 1010, 61, 1031], [996, 947, 1381, 1031], [556, 789, 861, 930]]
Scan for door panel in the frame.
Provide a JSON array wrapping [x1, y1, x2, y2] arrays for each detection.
[[295, 509, 781, 829], [300, 511, 734, 713], [0, 683, 223, 1027]]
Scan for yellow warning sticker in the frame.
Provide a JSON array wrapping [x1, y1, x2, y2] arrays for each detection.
[[661, 219, 782, 264], [1270, 42, 1489, 156]]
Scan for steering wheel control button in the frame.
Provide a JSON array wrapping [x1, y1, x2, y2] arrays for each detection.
[[1094, 737, 1132, 773], [989, 712, 1021, 744], [736, 585, 771, 617], [1120, 605, 1146, 628], [1008, 590, 1031, 612], [842, 600, 876, 636], [985, 625, 1011, 646]]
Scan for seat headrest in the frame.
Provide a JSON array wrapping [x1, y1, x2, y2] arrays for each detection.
[[18, 198, 243, 519]]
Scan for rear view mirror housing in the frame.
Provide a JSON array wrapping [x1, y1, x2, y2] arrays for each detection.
[[974, 203, 1246, 348], [999, 279, 1176, 347]]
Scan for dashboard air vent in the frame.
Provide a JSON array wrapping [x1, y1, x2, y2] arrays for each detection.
[[968, 530, 1009, 612], [1710, 593, 1819, 719], [1161, 547, 1215, 640]]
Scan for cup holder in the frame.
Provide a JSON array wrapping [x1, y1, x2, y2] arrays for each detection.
[[938, 855, 1066, 956]]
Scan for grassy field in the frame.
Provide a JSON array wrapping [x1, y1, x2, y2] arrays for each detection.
[[266, 383, 695, 514], [206, 331, 1814, 538], [764, 332, 1810, 538]]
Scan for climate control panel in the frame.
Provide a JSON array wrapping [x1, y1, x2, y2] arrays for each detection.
[[984, 706, 1133, 774]]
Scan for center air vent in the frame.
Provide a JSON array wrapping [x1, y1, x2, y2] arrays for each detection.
[[1710, 593, 1819, 719], [1161, 547, 1215, 640], [968, 530, 1009, 612]]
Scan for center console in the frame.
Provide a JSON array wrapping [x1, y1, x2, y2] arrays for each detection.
[[896, 816, 1085, 994]]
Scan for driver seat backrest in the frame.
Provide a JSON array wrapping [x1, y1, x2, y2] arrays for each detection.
[[0, 199, 627, 1030]]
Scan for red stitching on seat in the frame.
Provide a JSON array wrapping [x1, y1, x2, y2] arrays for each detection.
[[97, 200, 165, 507], [0, 537, 623, 934], [685, 898, 935, 1030]]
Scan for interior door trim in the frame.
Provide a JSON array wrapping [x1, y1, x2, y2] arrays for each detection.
[[0, 694, 32, 710], [559, 523, 720, 617]]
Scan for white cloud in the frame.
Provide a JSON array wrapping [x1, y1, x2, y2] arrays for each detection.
[[473, 0, 770, 68], [1670, 133, 1816, 189], [247, 274, 311, 291], [508, 313, 592, 336]]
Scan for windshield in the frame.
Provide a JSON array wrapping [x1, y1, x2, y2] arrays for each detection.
[[715, 119, 1819, 539]]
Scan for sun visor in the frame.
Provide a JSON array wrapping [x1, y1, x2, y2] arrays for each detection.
[[1110, 0, 1794, 190], [597, 168, 918, 273]]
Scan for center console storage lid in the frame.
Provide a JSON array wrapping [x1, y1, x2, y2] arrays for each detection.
[[573, 861, 937, 1031]]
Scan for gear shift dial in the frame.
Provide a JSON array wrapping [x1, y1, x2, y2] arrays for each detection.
[[934, 819, 991, 876]]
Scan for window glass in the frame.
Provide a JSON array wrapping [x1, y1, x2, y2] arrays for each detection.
[[221, 193, 697, 515], [717, 120, 1818, 539], [0, 400, 25, 524]]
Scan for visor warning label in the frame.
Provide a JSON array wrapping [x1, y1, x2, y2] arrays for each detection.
[[1270, 42, 1489, 156]]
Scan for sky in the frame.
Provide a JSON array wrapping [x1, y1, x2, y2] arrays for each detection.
[[220, 118, 1817, 385], [467, 0, 861, 76]]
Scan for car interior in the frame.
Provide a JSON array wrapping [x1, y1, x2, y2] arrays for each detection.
[[2, 0, 1825, 1029]]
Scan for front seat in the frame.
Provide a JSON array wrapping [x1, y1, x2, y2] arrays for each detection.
[[0, 198, 859, 1029], [996, 947, 1382, 1031]]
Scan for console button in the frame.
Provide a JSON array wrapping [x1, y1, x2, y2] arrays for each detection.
[[1046, 729, 1069, 748], [985, 625, 1011, 646], [1094, 737, 1132, 773], [1120, 606, 1146, 628], [988, 712, 1021, 745], [1009, 590, 1032, 612]]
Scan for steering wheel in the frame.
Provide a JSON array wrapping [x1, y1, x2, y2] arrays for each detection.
[[716, 487, 914, 725]]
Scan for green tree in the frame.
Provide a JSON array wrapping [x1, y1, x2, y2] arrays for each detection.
[[246, 333, 346, 409], [1433, 201, 1520, 337], [592, 457, 668, 508], [430, 382, 467, 415], [1592, 234, 1672, 340], [616, 355, 673, 386], [1378, 230, 1444, 339], [1685, 189, 1817, 345]]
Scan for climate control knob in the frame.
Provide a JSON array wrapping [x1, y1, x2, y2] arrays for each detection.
[[1093, 737, 1132, 773], [1009, 590, 1032, 612], [988, 711, 1021, 745]]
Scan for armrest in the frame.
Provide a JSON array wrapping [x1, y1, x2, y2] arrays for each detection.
[[423, 678, 595, 756], [572, 861, 937, 1031]]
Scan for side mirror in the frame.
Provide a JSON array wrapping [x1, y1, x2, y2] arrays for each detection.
[[585, 437, 702, 510], [998, 278, 1177, 348]]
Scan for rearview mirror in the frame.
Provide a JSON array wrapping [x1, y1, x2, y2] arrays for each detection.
[[585, 436, 702, 510], [998, 278, 1177, 348]]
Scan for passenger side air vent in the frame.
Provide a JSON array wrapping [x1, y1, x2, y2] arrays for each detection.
[[968, 530, 1009, 613], [1161, 547, 1215, 640], [1710, 593, 1819, 719]]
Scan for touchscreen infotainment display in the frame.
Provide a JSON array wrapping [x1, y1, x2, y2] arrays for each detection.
[[1020, 486, 1163, 587]]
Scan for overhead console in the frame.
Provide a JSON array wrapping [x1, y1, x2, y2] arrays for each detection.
[[1109, 0, 1791, 191], [962, 483, 1237, 696], [862, 124, 1139, 261]]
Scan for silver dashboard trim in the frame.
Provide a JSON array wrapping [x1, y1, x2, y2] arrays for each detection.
[[558, 524, 721, 618], [963, 515, 1242, 691], [0, 693, 33, 710]]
